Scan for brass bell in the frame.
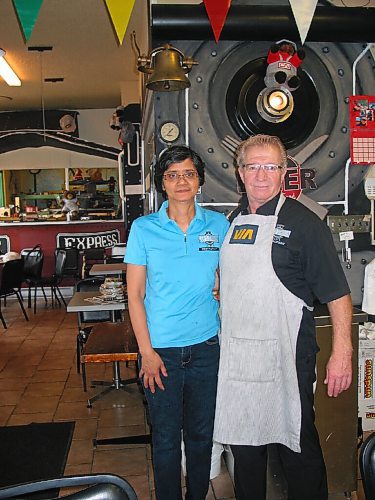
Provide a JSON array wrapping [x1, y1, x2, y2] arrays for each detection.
[[138, 44, 198, 92]]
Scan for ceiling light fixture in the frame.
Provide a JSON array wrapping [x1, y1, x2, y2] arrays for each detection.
[[44, 77, 64, 83], [256, 86, 294, 123], [0, 48, 21, 86]]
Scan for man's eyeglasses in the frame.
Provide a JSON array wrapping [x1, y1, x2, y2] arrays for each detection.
[[163, 170, 199, 181], [241, 163, 283, 173]]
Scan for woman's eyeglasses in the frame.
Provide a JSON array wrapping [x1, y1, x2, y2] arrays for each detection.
[[241, 164, 283, 173], [163, 170, 199, 182]]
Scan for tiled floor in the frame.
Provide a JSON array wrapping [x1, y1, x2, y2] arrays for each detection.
[[0, 298, 235, 500], [0, 298, 368, 499]]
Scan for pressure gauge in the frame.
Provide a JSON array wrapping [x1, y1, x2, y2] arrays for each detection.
[[159, 121, 180, 143]]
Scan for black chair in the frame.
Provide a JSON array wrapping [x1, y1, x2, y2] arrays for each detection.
[[360, 431, 375, 499], [0, 259, 29, 329], [32, 249, 67, 310], [60, 247, 81, 280], [81, 248, 107, 278], [75, 277, 112, 373], [0, 473, 137, 499], [20, 245, 45, 313]]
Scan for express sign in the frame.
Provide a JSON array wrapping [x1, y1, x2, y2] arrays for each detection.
[[56, 230, 120, 250]]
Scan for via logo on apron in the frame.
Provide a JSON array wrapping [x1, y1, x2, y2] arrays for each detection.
[[229, 224, 259, 244]]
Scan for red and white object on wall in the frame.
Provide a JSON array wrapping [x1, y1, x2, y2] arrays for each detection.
[[350, 95, 375, 165], [282, 156, 302, 199]]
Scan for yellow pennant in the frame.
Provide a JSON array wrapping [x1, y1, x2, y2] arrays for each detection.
[[104, 0, 136, 45]]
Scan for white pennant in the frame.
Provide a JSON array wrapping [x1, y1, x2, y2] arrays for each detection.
[[289, 0, 318, 45]]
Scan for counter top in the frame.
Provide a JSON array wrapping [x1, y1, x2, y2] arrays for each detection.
[[0, 218, 124, 226]]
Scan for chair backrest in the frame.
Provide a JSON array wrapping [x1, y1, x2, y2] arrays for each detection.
[[54, 248, 67, 281], [0, 259, 25, 294], [59, 247, 80, 278], [0, 235, 10, 255], [20, 245, 44, 280], [83, 248, 107, 262], [360, 431, 375, 499], [76, 277, 112, 324], [0, 473, 137, 499]]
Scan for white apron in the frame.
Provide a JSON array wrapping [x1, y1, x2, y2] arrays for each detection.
[[214, 195, 306, 453]]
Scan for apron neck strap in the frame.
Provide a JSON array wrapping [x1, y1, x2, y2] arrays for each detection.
[[275, 193, 286, 216]]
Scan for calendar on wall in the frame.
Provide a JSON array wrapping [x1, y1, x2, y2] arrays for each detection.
[[350, 95, 375, 165]]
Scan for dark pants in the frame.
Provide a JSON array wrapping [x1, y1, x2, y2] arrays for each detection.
[[142, 335, 220, 500], [231, 354, 328, 500]]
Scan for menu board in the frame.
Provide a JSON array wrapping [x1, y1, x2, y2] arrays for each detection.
[[350, 95, 375, 165]]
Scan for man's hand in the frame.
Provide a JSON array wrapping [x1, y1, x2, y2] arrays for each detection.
[[324, 352, 352, 397], [140, 349, 168, 393]]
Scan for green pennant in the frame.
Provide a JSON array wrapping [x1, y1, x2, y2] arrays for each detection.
[[13, 0, 43, 42]]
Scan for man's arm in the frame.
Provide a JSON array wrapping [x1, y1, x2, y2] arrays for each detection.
[[325, 294, 353, 397], [126, 263, 168, 393]]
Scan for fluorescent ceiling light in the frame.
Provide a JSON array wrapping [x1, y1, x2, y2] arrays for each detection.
[[0, 48, 21, 86]]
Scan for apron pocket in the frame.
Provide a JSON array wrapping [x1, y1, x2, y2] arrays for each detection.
[[228, 338, 278, 382]]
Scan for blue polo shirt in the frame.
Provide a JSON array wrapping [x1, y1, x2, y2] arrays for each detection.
[[125, 201, 229, 348]]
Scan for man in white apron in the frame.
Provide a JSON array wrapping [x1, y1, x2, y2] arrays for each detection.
[[214, 135, 353, 500]]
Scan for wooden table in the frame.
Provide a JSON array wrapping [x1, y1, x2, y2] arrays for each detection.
[[81, 315, 139, 408], [89, 263, 127, 277], [67, 291, 127, 314], [67, 291, 150, 446], [67, 290, 126, 323]]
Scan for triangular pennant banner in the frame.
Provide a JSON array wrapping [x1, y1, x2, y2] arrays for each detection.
[[12, 0, 43, 42], [104, 0, 136, 45], [289, 0, 318, 45], [203, 0, 232, 43]]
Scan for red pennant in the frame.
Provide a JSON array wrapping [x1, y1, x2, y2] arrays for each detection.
[[203, 0, 232, 43]]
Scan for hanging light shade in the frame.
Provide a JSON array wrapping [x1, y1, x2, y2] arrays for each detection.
[[137, 44, 198, 92]]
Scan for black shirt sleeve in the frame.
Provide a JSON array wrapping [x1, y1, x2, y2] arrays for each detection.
[[273, 198, 350, 306]]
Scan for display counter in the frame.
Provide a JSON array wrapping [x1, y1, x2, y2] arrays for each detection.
[[0, 219, 126, 276], [315, 305, 367, 495]]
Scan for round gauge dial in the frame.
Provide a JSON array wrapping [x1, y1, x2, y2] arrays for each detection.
[[160, 121, 180, 143]]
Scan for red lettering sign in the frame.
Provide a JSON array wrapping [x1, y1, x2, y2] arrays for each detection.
[[282, 156, 302, 199]]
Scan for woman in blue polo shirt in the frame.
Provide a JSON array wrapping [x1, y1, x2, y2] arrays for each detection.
[[125, 145, 229, 500]]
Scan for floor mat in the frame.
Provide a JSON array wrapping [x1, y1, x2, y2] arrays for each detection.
[[0, 421, 75, 499]]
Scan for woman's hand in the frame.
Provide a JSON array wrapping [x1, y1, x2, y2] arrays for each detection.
[[140, 349, 168, 393]]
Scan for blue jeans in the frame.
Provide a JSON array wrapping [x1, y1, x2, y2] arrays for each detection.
[[141, 335, 220, 500]]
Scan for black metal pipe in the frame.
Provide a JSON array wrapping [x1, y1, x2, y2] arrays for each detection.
[[152, 5, 375, 43]]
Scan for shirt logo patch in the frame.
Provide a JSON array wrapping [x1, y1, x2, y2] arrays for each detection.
[[229, 224, 258, 244], [198, 231, 220, 251], [278, 61, 292, 70], [273, 224, 291, 246]]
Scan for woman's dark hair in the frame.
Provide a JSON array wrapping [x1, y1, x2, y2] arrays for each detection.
[[154, 145, 205, 193]]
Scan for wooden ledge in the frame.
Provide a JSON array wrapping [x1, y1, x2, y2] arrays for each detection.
[[81, 313, 138, 363]]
